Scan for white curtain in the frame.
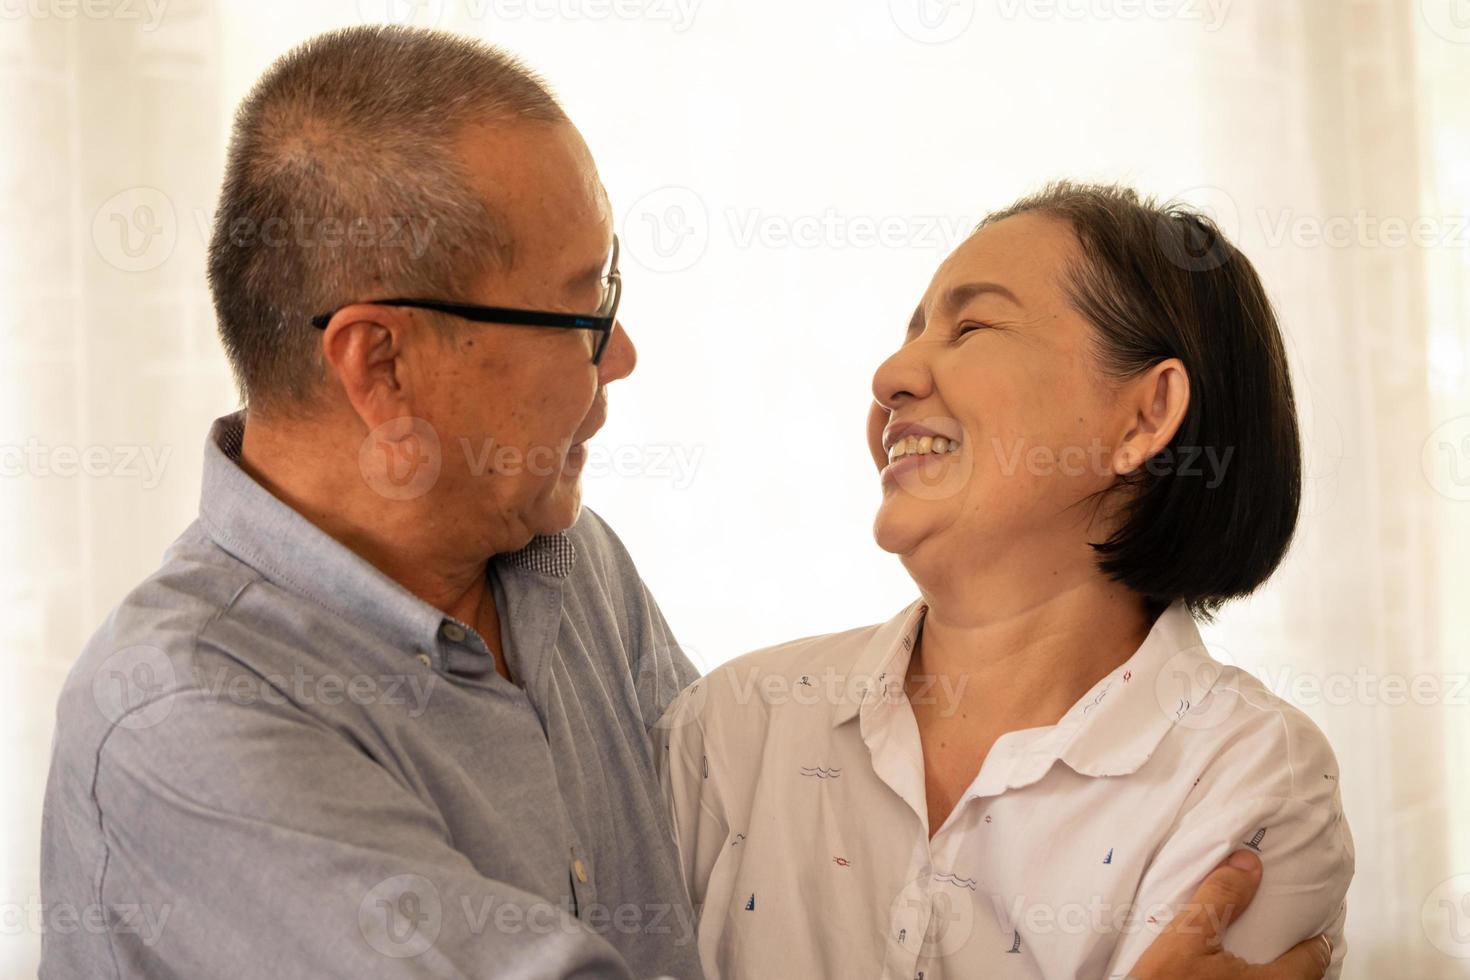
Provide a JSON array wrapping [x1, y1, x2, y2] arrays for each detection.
[[4, 1, 1466, 976]]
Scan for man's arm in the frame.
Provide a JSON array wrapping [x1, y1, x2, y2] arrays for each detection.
[[575, 509, 701, 735], [81, 685, 639, 979]]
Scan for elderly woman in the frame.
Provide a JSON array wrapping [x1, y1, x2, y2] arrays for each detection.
[[659, 182, 1353, 979]]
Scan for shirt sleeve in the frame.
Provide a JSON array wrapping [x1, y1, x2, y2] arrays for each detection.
[[629, 577, 701, 737], [88, 684, 647, 980], [655, 683, 730, 912], [1104, 715, 1355, 978], [576, 508, 701, 736]]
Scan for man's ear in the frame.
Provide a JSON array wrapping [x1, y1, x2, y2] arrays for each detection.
[[1112, 358, 1190, 475], [319, 304, 418, 432]]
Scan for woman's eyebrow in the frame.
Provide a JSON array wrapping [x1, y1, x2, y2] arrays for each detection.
[[941, 280, 1023, 315], [907, 281, 1023, 338]]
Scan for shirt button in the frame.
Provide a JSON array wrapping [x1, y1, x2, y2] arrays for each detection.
[[441, 623, 466, 643], [416, 652, 432, 667]]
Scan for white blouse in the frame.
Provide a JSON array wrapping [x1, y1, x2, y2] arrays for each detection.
[[657, 599, 1353, 979]]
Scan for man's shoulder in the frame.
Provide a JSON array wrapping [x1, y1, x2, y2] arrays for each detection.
[[56, 522, 260, 748], [563, 505, 638, 580]]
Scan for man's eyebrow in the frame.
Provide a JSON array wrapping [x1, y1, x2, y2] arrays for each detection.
[[564, 259, 605, 290]]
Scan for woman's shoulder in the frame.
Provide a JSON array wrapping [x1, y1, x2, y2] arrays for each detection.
[[1161, 659, 1346, 812], [664, 602, 920, 738]]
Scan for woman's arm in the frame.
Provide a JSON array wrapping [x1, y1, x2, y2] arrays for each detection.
[[655, 680, 731, 911], [1129, 849, 1336, 980], [1107, 699, 1355, 978]]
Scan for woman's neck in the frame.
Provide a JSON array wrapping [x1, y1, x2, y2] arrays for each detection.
[[905, 573, 1154, 734]]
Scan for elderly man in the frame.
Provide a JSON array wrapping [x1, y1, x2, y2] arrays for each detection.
[[39, 25, 1331, 980]]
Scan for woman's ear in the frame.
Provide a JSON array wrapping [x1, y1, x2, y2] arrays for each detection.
[[1113, 358, 1190, 475]]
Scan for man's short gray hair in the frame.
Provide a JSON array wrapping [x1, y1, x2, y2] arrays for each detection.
[[206, 25, 566, 415]]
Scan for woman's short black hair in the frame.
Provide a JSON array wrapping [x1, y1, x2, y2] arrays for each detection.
[[980, 181, 1302, 623]]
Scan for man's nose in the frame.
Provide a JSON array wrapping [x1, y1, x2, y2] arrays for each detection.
[[598, 320, 637, 384]]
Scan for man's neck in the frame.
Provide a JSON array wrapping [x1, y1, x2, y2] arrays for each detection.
[[237, 411, 492, 626]]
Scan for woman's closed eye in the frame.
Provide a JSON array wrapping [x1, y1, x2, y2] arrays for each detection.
[[955, 320, 998, 339]]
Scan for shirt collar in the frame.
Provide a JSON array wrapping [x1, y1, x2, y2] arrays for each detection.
[[198, 412, 578, 657], [1048, 599, 1213, 779], [832, 596, 1215, 781], [831, 599, 927, 728]]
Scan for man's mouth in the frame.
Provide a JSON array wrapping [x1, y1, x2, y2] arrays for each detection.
[[571, 392, 609, 449]]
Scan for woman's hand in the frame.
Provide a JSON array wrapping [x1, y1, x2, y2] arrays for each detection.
[[1127, 850, 1334, 980]]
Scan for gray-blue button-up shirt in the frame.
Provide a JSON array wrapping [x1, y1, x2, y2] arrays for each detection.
[[39, 412, 704, 980]]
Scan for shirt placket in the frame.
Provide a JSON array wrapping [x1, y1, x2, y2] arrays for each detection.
[[863, 662, 943, 980], [495, 568, 602, 924]]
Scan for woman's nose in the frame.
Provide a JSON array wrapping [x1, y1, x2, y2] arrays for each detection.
[[871, 340, 933, 410]]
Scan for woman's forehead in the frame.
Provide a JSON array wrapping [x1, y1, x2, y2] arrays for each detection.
[[923, 214, 1079, 312]]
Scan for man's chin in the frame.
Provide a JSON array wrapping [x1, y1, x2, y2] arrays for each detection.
[[528, 483, 583, 538]]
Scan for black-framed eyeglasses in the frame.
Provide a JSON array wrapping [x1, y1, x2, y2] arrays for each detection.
[[309, 236, 621, 365]]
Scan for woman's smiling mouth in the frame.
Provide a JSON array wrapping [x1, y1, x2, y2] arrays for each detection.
[[886, 434, 963, 466]]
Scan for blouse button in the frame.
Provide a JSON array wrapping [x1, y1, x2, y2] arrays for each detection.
[[441, 623, 466, 643], [416, 652, 432, 668]]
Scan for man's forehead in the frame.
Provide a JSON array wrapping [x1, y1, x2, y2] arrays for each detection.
[[456, 119, 604, 213], [454, 118, 611, 257]]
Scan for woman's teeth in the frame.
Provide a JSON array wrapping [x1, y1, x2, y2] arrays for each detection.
[[887, 435, 962, 465]]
